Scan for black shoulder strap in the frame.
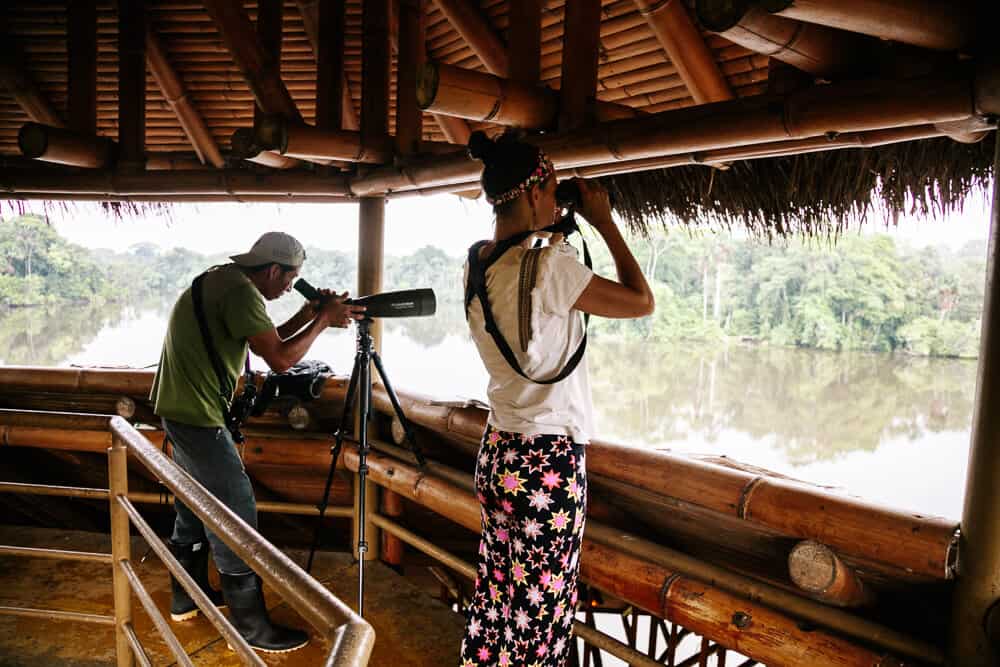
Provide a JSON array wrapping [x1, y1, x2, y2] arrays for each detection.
[[465, 224, 590, 385], [191, 272, 235, 411]]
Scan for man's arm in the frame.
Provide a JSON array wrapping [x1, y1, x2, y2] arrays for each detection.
[[276, 306, 314, 340], [250, 293, 365, 372]]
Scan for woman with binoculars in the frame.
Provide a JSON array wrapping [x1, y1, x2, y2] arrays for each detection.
[[461, 130, 654, 666]]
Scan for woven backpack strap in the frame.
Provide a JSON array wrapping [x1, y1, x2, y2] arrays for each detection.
[[517, 248, 542, 352]]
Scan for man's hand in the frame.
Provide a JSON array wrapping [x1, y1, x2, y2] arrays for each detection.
[[320, 291, 366, 328]]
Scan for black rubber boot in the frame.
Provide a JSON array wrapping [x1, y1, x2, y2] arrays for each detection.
[[220, 572, 309, 653], [168, 540, 226, 622]]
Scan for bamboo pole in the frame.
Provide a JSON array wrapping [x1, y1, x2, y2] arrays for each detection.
[[18, 123, 116, 168], [254, 0, 284, 129], [362, 0, 391, 163], [350, 68, 979, 196], [0, 60, 64, 128], [762, 0, 974, 52], [633, 0, 732, 104], [788, 540, 874, 607], [67, 0, 96, 133], [315, 0, 345, 132], [558, 0, 602, 131], [949, 129, 1000, 666], [203, 0, 302, 122], [0, 167, 351, 196], [395, 0, 425, 156], [508, 0, 541, 84], [696, 5, 865, 77], [295, 0, 360, 130], [417, 62, 642, 128], [118, 0, 146, 168], [433, 0, 509, 77], [146, 27, 224, 168], [253, 116, 391, 162]]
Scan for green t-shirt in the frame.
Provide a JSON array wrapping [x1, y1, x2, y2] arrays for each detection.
[[151, 264, 274, 427]]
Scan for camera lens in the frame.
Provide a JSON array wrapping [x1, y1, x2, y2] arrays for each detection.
[[555, 180, 582, 208]]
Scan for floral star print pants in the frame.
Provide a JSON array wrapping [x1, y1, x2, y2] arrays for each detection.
[[460, 425, 587, 667]]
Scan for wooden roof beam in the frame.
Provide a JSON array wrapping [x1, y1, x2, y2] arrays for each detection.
[[396, 0, 425, 155], [146, 27, 224, 168], [432, 0, 509, 77], [633, 0, 732, 104], [0, 58, 64, 128], [760, 0, 974, 52], [508, 0, 542, 84]]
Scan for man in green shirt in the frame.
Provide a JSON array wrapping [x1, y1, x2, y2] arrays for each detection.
[[151, 231, 363, 652]]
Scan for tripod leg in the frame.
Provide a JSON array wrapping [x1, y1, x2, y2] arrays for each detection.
[[305, 353, 362, 572], [371, 349, 426, 466]]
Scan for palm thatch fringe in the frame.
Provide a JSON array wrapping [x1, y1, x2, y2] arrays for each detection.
[[603, 134, 996, 238]]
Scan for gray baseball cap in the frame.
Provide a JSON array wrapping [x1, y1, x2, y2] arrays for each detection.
[[230, 231, 306, 268]]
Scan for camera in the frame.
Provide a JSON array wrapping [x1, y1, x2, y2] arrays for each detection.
[[225, 382, 258, 444]]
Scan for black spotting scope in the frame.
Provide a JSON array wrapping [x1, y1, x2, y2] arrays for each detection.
[[294, 279, 436, 319]]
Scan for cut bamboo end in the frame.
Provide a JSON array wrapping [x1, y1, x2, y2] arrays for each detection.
[[788, 540, 874, 607], [18, 122, 116, 168]]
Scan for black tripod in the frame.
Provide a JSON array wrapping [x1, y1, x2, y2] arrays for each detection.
[[306, 317, 424, 617]]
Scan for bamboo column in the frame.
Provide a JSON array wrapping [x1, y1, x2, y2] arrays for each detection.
[[254, 0, 284, 129], [67, 0, 96, 133], [146, 27, 224, 168], [295, 0, 360, 130], [508, 0, 541, 84], [949, 132, 1000, 666], [108, 434, 133, 667], [118, 0, 146, 169], [763, 0, 974, 52], [634, 0, 732, 104]]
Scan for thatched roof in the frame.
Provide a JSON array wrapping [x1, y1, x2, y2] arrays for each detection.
[[0, 0, 994, 235]]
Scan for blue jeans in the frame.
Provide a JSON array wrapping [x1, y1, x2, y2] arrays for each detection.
[[163, 418, 256, 575]]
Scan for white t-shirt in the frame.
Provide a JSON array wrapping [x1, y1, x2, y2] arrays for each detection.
[[464, 241, 595, 443]]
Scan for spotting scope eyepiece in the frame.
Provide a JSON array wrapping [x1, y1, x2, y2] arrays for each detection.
[[294, 278, 436, 319]]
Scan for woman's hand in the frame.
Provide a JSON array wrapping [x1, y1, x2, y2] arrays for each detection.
[[319, 291, 367, 328], [576, 178, 614, 231]]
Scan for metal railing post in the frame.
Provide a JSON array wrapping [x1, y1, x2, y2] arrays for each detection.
[[108, 433, 134, 667]]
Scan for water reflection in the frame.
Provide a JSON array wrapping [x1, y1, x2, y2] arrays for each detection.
[[0, 304, 976, 518]]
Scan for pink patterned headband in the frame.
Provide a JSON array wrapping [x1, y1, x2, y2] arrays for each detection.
[[485, 150, 555, 206]]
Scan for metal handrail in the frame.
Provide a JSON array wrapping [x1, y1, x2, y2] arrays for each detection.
[[108, 416, 374, 666]]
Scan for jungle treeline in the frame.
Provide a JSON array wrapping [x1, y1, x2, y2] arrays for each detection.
[[0, 213, 987, 358]]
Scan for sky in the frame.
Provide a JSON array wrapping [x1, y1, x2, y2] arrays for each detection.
[[14, 185, 996, 258]]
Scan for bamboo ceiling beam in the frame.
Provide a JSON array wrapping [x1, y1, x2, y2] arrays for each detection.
[[351, 68, 986, 196], [118, 0, 146, 167], [761, 0, 974, 52], [17, 122, 116, 168], [146, 27, 224, 168], [508, 0, 541, 84], [695, 4, 865, 77], [417, 62, 642, 128], [253, 116, 392, 163], [633, 0, 732, 104], [254, 0, 284, 128], [0, 59, 64, 128], [396, 0, 425, 155], [433, 0, 509, 77], [315, 0, 345, 132], [67, 0, 96, 134], [295, 0, 360, 131], [559, 0, 603, 131], [203, 0, 302, 122]]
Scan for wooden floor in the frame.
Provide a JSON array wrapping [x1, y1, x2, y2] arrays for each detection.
[[0, 526, 464, 666]]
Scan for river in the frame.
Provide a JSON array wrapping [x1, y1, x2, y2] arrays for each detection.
[[0, 299, 976, 522]]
